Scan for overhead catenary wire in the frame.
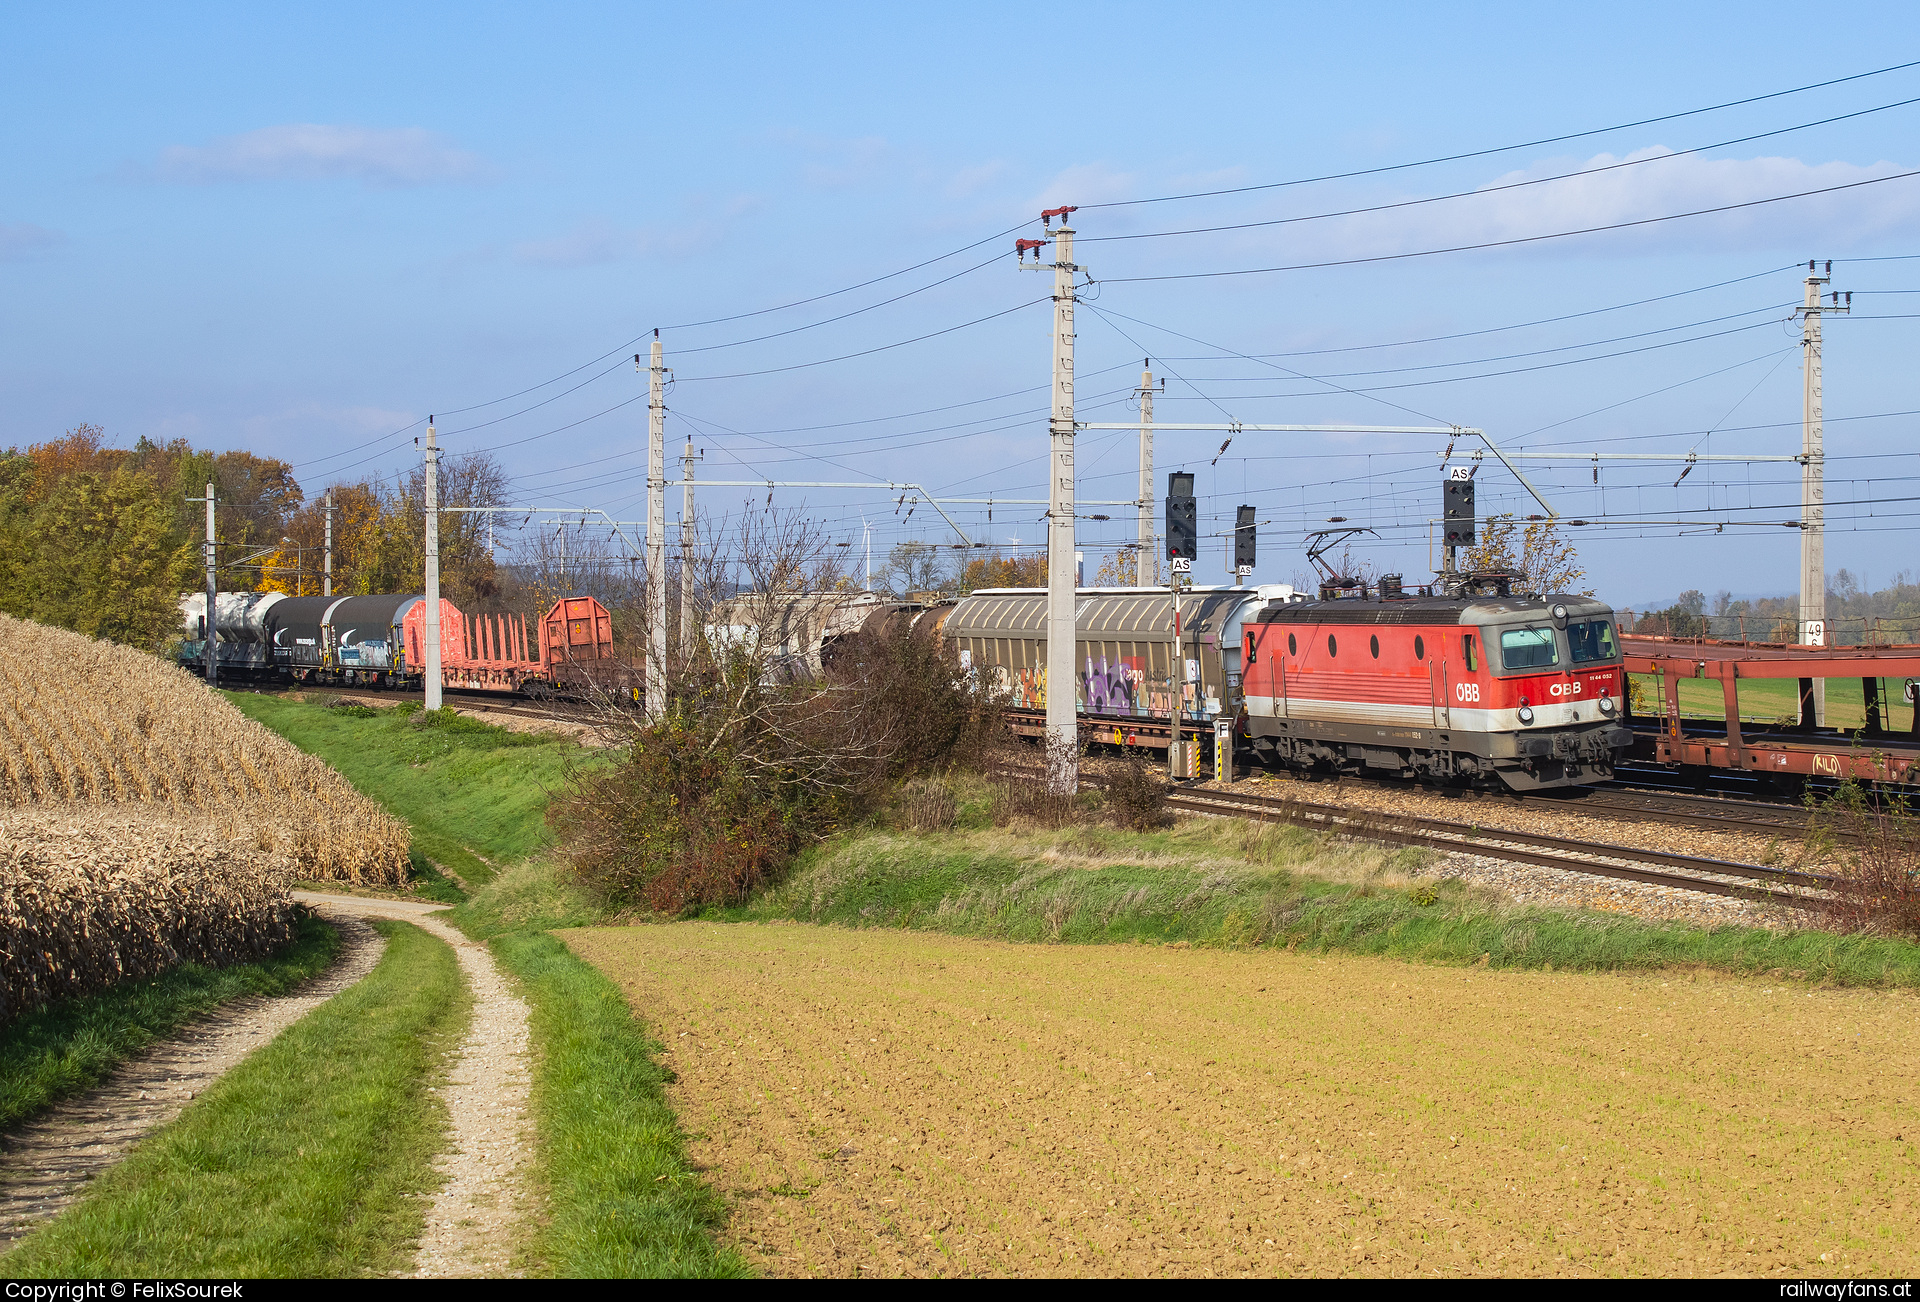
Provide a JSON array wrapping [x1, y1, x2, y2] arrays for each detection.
[[1101, 170, 1920, 284], [1081, 94, 1920, 246], [1080, 58, 1920, 209]]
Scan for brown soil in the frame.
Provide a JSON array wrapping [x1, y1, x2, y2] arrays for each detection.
[[565, 921, 1920, 1278]]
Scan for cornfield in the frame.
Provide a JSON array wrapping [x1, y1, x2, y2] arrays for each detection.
[[0, 612, 410, 884], [0, 806, 302, 1022]]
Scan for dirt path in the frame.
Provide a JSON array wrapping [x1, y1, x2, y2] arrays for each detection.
[[369, 904, 535, 1278], [566, 921, 1920, 1279], [0, 895, 439, 1248], [0, 892, 534, 1272]]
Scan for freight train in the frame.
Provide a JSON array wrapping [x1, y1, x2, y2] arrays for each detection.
[[181, 570, 1631, 791], [177, 591, 623, 693]]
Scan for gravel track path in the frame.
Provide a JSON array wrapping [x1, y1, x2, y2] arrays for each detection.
[[380, 905, 535, 1278], [0, 892, 535, 1277], [0, 896, 423, 1249]]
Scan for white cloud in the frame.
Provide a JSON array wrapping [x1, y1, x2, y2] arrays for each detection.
[[512, 199, 762, 269], [146, 125, 493, 187], [0, 222, 63, 261], [1248, 149, 1920, 261], [764, 129, 900, 189], [1028, 162, 1139, 211]]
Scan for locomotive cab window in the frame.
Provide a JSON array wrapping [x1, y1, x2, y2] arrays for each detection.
[[1369, 634, 1379, 659], [1500, 627, 1559, 670], [1246, 634, 1257, 665], [1463, 634, 1477, 671], [1414, 635, 1425, 661], [1568, 619, 1618, 663]]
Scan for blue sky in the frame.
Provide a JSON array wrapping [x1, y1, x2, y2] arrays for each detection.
[[5, 1, 1920, 607]]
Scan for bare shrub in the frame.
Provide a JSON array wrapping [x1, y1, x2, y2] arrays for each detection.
[[549, 510, 1004, 912], [0, 806, 301, 1022], [1105, 753, 1174, 832], [1809, 782, 1920, 937], [0, 611, 409, 884]]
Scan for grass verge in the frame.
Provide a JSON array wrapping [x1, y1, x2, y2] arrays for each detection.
[[0, 914, 339, 1133], [713, 799, 1920, 988], [3, 918, 468, 1278], [226, 692, 606, 887], [452, 868, 747, 1278]]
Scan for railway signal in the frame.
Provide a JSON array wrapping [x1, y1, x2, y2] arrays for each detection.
[[1166, 472, 1197, 566], [1233, 505, 1256, 579], [1444, 465, 1476, 548]]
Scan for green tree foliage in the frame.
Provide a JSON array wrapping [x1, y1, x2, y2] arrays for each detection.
[[24, 470, 197, 646], [1, 424, 511, 648]]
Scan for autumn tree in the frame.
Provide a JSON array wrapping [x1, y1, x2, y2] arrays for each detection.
[[1462, 515, 1591, 595], [0, 462, 195, 648], [955, 551, 1045, 594]]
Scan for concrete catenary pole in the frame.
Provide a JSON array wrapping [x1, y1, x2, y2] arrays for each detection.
[[1795, 261, 1847, 724], [1045, 214, 1080, 795], [680, 436, 698, 659], [322, 488, 334, 598], [424, 420, 443, 711], [646, 332, 667, 722], [1137, 364, 1155, 586], [203, 481, 218, 687]]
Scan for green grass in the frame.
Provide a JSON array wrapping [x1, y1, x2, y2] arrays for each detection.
[[228, 692, 606, 886], [451, 870, 747, 1278], [1632, 670, 1917, 730], [4, 918, 469, 1278], [235, 693, 743, 1278], [0, 914, 340, 1132], [714, 800, 1920, 988]]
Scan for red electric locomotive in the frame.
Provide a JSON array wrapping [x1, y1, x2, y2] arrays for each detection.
[[1241, 572, 1632, 791]]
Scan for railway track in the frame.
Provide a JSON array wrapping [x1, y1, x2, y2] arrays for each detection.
[[1137, 780, 1831, 907], [1005, 764, 1834, 909]]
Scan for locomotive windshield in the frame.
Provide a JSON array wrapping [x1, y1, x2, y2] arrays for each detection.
[[1568, 619, 1618, 663], [1499, 627, 1559, 670]]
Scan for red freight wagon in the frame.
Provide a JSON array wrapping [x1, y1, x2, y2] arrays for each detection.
[[1243, 588, 1632, 791]]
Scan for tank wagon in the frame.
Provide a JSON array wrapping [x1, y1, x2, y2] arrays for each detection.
[[944, 585, 1303, 751], [179, 591, 614, 694], [1243, 578, 1632, 790]]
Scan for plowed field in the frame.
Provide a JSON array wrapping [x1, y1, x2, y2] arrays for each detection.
[[564, 923, 1920, 1278]]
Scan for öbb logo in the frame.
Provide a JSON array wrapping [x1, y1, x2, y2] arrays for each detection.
[[1547, 681, 1584, 697], [1455, 682, 1481, 702]]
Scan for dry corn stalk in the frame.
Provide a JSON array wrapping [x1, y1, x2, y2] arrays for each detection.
[[0, 612, 410, 884], [0, 806, 301, 1022]]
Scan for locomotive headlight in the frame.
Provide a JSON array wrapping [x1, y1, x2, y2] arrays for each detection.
[[1598, 693, 1616, 715], [1551, 603, 1568, 621], [1517, 704, 1535, 725]]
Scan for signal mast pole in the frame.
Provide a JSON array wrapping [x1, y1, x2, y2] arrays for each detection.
[[1137, 364, 1158, 586], [680, 436, 699, 660], [645, 333, 668, 723], [322, 489, 334, 597], [423, 420, 442, 711], [1020, 207, 1081, 795], [1795, 259, 1847, 725], [203, 481, 217, 686]]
